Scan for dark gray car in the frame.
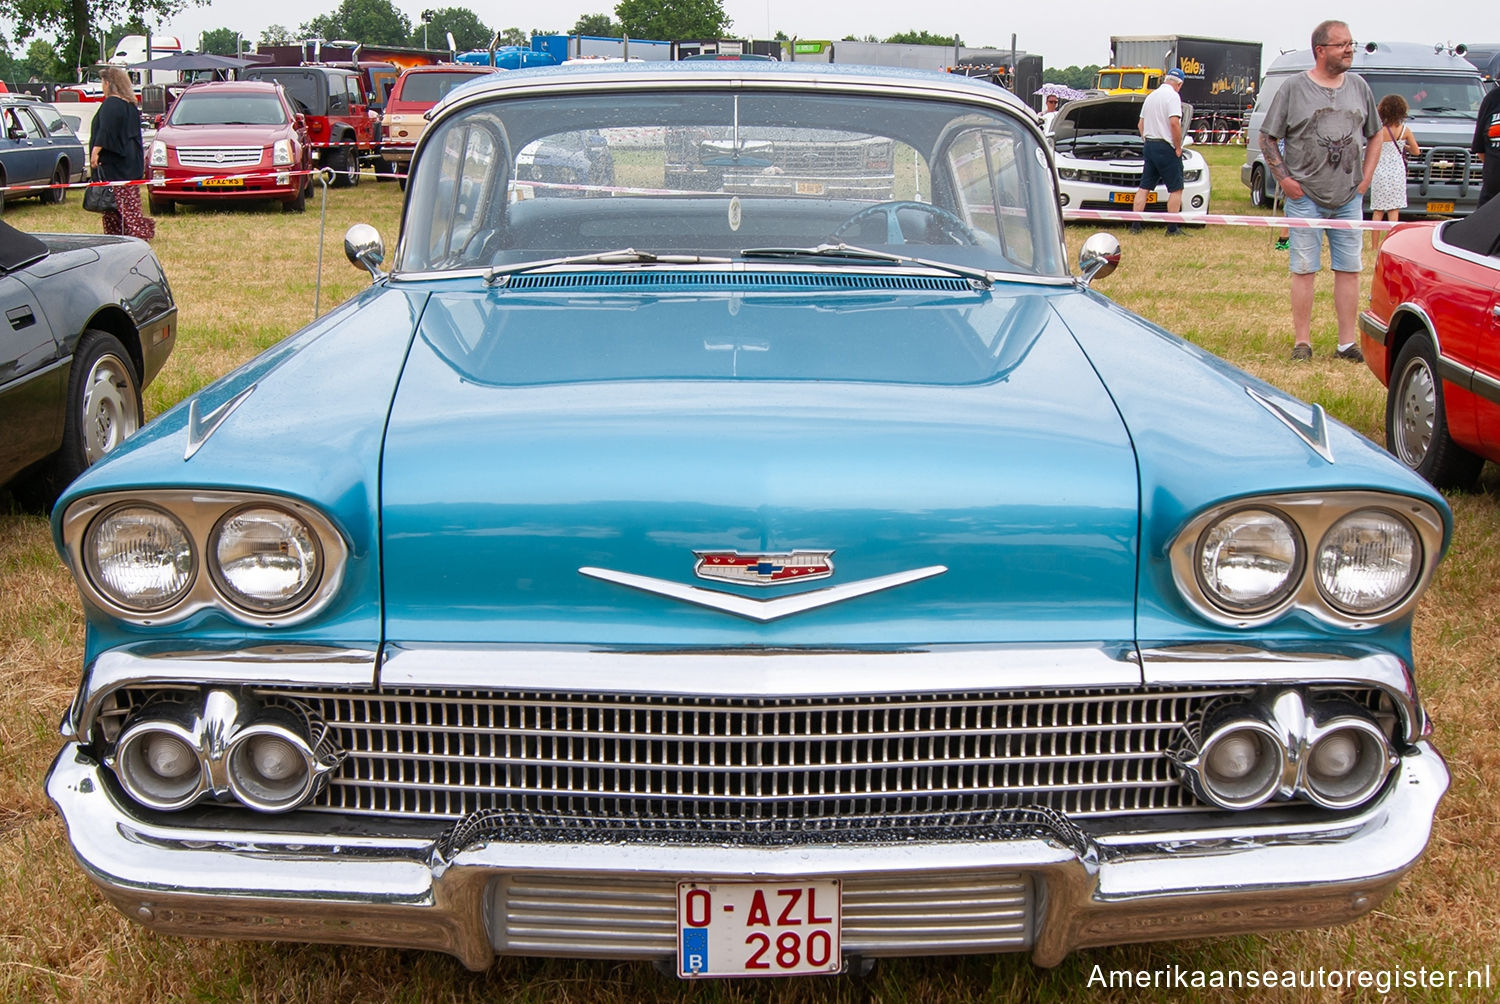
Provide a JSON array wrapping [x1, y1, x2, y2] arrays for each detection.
[[0, 221, 176, 501]]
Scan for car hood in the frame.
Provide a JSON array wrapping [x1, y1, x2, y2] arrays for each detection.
[[157, 123, 287, 146], [1051, 93, 1193, 145], [380, 280, 1142, 648]]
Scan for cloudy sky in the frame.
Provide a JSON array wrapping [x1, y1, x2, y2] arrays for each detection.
[[86, 1, 1488, 72]]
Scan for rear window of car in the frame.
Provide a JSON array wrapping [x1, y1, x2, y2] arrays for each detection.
[[251, 72, 322, 115], [398, 72, 487, 105], [169, 93, 288, 126]]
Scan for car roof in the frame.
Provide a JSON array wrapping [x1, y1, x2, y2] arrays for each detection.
[[178, 80, 284, 94], [1267, 42, 1483, 75], [431, 60, 1036, 120]]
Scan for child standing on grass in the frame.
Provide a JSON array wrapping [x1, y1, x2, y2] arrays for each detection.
[[1368, 93, 1419, 253]]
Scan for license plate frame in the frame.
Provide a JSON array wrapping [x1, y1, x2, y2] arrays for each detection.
[[201, 177, 245, 188], [677, 879, 842, 979], [1426, 200, 1455, 214]]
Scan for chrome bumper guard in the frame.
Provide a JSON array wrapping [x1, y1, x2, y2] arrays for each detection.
[[48, 739, 1447, 970]]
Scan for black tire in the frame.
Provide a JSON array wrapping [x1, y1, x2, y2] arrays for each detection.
[[149, 193, 175, 215], [330, 146, 360, 188], [44, 162, 67, 204], [1250, 165, 1267, 208], [373, 157, 394, 181], [46, 330, 142, 496], [1385, 332, 1484, 489], [283, 177, 307, 212]]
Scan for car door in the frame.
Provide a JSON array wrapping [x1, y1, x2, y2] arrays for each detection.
[[0, 272, 62, 481], [5, 106, 51, 185], [1463, 260, 1500, 455]]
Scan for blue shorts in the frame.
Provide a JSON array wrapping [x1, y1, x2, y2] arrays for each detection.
[[1139, 139, 1184, 193], [1285, 193, 1363, 274]]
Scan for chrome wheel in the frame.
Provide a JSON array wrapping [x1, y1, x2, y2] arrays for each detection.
[[1391, 353, 1436, 469], [81, 352, 140, 463]]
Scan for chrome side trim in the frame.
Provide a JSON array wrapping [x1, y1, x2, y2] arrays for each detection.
[[185, 384, 256, 461], [66, 645, 378, 742], [1357, 310, 1388, 346], [578, 565, 947, 622], [1246, 387, 1333, 463], [379, 642, 1142, 695], [1375, 303, 1479, 394], [1168, 490, 1446, 631], [1472, 368, 1500, 407]]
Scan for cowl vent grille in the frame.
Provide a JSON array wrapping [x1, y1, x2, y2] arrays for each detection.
[[502, 272, 972, 292]]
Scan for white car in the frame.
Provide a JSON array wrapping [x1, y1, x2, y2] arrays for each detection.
[[1048, 93, 1211, 220]]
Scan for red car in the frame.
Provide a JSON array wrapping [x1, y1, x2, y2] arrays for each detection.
[[380, 64, 494, 187], [1360, 197, 1500, 488], [147, 80, 312, 213]]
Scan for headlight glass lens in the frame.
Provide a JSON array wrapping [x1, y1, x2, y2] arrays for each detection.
[[1196, 508, 1301, 613], [149, 140, 166, 167], [85, 505, 194, 611], [211, 506, 321, 613], [272, 139, 293, 166], [1316, 510, 1419, 614]]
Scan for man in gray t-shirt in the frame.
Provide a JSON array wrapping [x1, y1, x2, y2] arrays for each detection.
[[1259, 20, 1380, 363]]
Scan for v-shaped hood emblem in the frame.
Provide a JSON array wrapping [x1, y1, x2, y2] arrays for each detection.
[[578, 565, 947, 622]]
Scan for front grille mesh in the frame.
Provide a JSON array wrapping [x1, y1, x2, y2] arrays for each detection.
[[176, 146, 263, 168]]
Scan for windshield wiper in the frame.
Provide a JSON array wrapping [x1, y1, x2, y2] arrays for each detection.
[[739, 243, 994, 287], [484, 248, 732, 285]]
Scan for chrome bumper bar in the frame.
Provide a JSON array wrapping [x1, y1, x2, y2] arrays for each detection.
[[47, 741, 1448, 970]]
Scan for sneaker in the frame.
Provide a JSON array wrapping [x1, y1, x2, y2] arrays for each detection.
[[1274, 237, 1290, 251], [1335, 343, 1364, 363], [1290, 344, 1313, 362], [1165, 224, 1182, 236], [1128, 221, 1143, 234]]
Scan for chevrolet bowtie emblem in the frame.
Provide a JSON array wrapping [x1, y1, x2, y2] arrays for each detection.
[[693, 549, 834, 586]]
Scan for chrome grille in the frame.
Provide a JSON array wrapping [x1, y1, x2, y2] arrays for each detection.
[[176, 146, 263, 168], [255, 687, 1256, 822], [495, 870, 1032, 957], [1068, 168, 1143, 186]]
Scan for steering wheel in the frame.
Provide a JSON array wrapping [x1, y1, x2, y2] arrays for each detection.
[[830, 201, 980, 246]]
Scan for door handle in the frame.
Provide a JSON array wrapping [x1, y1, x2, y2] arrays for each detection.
[[6, 305, 34, 329]]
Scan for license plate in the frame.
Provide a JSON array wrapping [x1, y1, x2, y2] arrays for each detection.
[[1113, 191, 1155, 203], [794, 181, 825, 195], [201, 177, 244, 188], [1427, 200, 1454, 214], [677, 879, 842, 978]]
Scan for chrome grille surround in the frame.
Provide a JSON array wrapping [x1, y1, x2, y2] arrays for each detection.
[[98, 683, 1389, 831], [176, 146, 264, 168]]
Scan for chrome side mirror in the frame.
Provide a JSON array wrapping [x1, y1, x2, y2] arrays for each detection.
[[1078, 232, 1121, 286], [344, 224, 385, 280]]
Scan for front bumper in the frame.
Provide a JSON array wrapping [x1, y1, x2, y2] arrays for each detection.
[[47, 737, 1447, 971], [151, 171, 302, 202]]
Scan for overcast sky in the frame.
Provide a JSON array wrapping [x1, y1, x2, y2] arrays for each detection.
[[66, 1, 1494, 72]]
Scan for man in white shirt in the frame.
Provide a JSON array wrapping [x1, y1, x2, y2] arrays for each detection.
[[1131, 67, 1186, 234]]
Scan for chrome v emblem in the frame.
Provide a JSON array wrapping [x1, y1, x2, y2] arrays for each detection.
[[1246, 386, 1333, 463], [578, 565, 947, 622], [185, 384, 257, 461]]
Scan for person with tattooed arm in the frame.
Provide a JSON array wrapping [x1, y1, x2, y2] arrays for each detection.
[[1260, 19, 1380, 362]]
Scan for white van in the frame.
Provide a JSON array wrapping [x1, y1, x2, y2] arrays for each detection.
[[111, 34, 184, 85], [1242, 41, 1486, 216]]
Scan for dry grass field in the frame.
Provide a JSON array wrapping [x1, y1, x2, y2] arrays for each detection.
[[1, 148, 1497, 1002]]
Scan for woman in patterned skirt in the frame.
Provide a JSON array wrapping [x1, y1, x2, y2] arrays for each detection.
[[89, 65, 155, 240]]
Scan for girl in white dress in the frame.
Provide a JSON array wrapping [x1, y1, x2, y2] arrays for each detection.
[[1368, 93, 1420, 253]]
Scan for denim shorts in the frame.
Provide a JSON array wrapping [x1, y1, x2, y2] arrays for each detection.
[[1285, 193, 1363, 274], [1139, 139, 1184, 193]]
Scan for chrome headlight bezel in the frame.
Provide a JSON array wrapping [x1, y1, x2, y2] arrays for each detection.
[[81, 502, 196, 613], [271, 138, 293, 166], [1170, 491, 1445, 629], [63, 490, 348, 628]]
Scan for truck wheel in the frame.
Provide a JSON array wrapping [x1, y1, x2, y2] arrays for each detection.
[[373, 157, 393, 181], [1249, 165, 1267, 209]]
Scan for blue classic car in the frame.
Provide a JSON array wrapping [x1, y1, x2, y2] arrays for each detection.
[[47, 63, 1450, 978]]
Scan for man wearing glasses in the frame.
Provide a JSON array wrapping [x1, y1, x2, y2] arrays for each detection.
[[1259, 20, 1380, 362]]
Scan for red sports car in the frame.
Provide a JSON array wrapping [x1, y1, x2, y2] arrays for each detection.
[[1360, 197, 1500, 488], [146, 80, 312, 214]]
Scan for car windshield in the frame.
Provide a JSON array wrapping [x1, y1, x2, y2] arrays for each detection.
[[168, 93, 288, 126], [398, 87, 1064, 278], [1360, 73, 1487, 117], [397, 71, 488, 104]]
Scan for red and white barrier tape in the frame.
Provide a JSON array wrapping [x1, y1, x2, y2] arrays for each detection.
[[1063, 208, 1413, 231]]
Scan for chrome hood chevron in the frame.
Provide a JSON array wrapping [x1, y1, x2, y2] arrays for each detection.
[[578, 565, 947, 622]]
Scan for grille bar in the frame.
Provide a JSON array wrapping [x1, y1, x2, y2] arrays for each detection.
[[176, 146, 263, 168]]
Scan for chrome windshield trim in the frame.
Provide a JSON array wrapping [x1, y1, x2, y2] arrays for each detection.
[[67, 645, 379, 742], [379, 642, 1144, 696], [384, 261, 1078, 288]]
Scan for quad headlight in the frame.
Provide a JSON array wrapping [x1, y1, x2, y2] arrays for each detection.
[[272, 139, 293, 166], [149, 140, 167, 167], [66, 490, 346, 626], [1172, 492, 1443, 628]]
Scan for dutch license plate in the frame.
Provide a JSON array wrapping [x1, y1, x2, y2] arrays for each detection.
[[201, 177, 244, 188], [1113, 191, 1154, 203], [677, 879, 842, 978], [1427, 200, 1454, 214], [794, 181, 825, 195]]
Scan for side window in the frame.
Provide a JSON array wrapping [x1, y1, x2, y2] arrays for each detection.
[[421, 122, 500, 267], [328, 77, 349, 115], [944, 126, 1037, 269], [19, 109, 46, 139]]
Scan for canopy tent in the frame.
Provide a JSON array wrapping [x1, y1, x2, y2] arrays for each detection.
[[127, 52, 260, 72]]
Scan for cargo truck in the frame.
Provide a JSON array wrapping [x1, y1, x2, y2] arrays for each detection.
[[1098, 35, 1262, 141]]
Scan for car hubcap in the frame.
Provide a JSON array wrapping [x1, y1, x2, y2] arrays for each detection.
[[82, 353, 139, 464], [1395, 358, 1436, 467]]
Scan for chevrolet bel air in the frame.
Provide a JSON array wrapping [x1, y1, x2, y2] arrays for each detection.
[[47, 62, 1451, 979]]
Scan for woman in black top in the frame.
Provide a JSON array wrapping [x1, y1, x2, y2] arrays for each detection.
[[89, 66, 155, 239]]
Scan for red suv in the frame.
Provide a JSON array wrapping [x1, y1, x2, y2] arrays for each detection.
[[380, 64, 494, 187], [242, 65, 375, 186], [146, 80, 312, 213]]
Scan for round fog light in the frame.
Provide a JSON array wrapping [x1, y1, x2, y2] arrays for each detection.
[[1303, 722, 1393, 808], [115, 724, 204, 810], [1198, 723, 1284, 808], [1191, 195, 1204, 208], [1058, 192, 1070, 206], [227, 727, 315, 811]]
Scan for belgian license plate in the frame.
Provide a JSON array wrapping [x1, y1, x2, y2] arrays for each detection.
[[202, 177, 244, 188], [677, 879, 842, 978], [1113, 191, 1154, 203], [1427, 200, 1455, 214]]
